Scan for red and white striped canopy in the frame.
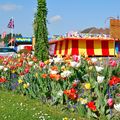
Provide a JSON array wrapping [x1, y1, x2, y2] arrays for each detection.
[[49, 38, 117, 56]]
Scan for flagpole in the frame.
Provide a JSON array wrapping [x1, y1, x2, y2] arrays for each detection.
[[8, 17, 14, 47], [11, 17, 14, 47]]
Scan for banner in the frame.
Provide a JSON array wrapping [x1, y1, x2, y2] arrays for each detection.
[[16, 37, 32, 43]]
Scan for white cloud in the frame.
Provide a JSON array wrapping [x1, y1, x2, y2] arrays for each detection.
[[0, 3, 22, 11], [49, 15, 62, 23]]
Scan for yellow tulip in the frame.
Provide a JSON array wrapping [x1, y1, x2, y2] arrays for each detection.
[[89, 66, 93, 70], [44, 60, 49, 65], [61, 66, 66, 71], [35, 73, 38, 78], [63, 117, 68, 120], [23, 83, 30, 89], [18, 79, 23, 84], [84, 83, 91, 89], [11, 70, 15, 73]]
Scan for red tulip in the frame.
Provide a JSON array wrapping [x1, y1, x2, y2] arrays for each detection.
[[3, 61, 8, 65], [0, 77, 7, 83], [19, 72, 24, 76], [17, 62, 23, 67], [70, 88, 77, 93], [87, 101, 97, 111], [33, 57, 37, 62], [72, 82, 78, 88], [109, 76, 120, 86], [64, 88, 78, 100], [69, 93, 78, 100]]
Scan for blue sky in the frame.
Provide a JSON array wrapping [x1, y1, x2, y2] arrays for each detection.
[[0, 0, 120, 37]]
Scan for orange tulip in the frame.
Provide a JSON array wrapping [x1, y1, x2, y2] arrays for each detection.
[[51, 66, 58, 71], [49, 74, 60, 81], [41, 74, 47, 78]]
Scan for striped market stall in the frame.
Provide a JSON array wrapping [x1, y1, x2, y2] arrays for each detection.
[[49, 38, 119, 56]]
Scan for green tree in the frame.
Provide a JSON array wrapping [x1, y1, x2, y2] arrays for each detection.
[[34, 0, 49, 61]]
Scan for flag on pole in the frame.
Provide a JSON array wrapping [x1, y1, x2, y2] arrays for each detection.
[[7, 18, 14, 29]]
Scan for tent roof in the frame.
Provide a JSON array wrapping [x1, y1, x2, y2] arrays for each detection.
[[49, 37, 119, 44]]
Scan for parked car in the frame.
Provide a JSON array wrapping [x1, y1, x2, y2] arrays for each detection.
[[0, 47, 17, 57]]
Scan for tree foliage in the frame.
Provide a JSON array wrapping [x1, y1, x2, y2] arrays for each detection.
[[34, 0, 49, 61]]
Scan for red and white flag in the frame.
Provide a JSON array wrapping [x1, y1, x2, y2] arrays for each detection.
[[7, 18, 14, 29]]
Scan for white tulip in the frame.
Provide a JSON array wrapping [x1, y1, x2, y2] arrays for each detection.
[[53, 57, 63, 63], [0, 66, 4, 70], [95, 66, 104, 72], [57, 90, 63, 96], [114, 103, 120, 112], [17, 54, 20, 57], [70, 61, 81, 68], [97, 76, 104, 83], [4, 67, 8, 71], [61, 70, 72, 78], [91, 58, 97, 63], [49, 59, 54, 63], [50, 70, 58, 74], [28, 61, 33, 66]]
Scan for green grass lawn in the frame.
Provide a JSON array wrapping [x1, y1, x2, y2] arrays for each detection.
[[0, 90, 84, 120]]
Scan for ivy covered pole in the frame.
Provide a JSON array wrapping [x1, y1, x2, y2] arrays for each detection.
[[34, 0, 49, 61]]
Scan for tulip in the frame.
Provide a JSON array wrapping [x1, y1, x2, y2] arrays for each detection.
[[39, 61, 45, 68], [0, 65, 4, 70], [91, 58, 97, 63], [95, 66, 104, 72], [18, 79, 23, 84], [107, 98, 114, 107], [72, 82, 78, 88], [0, 77, 7, 83], [61, 70, 72, 78], [97, 76, 104, 83], [23, 83, 30, 89], [41, 74, 47, 79], [87, 101, 97, 111], [17, 62, 23, 67], [3, 67, 8, 71], [24, 68, 29, 74], [114, 103, 120, 112], [70, 88, 77, 93], [109, 60, 117, 67], [84, 83, 91, 89], [109, 76, 120, 86], [73, 55, 81, 62], [69, 93, 78, 100]]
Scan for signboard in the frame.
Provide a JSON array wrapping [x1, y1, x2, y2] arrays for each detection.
[[16, 37, 32, 43], [110, 19, 120, 39]]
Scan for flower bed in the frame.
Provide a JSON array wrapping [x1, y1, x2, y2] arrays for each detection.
[[0, 54, 120, 119]]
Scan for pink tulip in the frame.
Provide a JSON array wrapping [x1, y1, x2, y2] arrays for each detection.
[[39, 61, 45, 68], [24, 68, 29, 74], [109, 60, 117, 67], [107, 98, 114, 107], [73, 55, 79, 62]]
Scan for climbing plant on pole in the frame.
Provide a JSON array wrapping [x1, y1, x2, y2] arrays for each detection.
[[34, 0, 49, 61]]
